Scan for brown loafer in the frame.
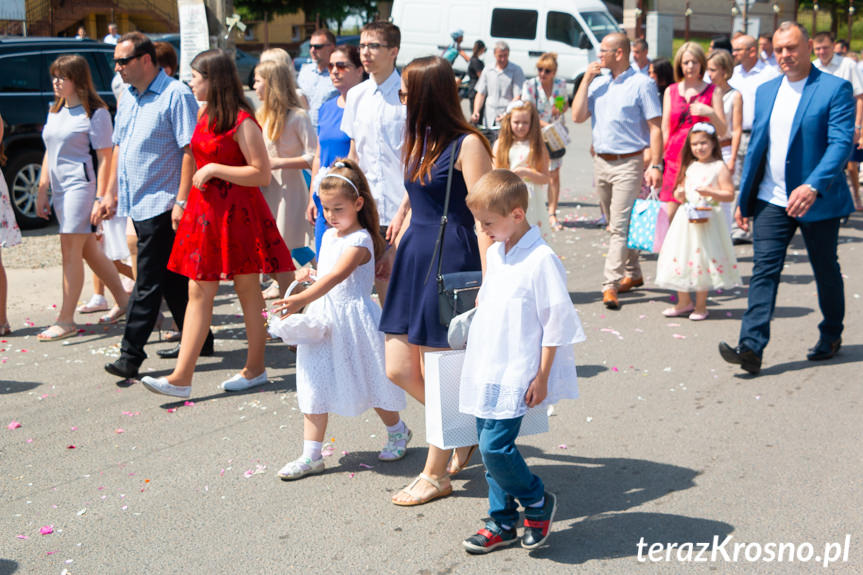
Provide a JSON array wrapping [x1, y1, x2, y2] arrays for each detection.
[[602, 289, 619, 309], [618, 276, 644, 293]]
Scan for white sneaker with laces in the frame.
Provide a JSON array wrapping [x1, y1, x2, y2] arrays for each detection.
[[277, 456, 325, 480], [221, 371, 268, 392]]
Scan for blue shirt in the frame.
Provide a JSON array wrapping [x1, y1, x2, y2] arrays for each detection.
[[112, 70, 198, 221], [587, 67, 661, 155], [317, 97, 351, 168], [297, 63, 339, 127]]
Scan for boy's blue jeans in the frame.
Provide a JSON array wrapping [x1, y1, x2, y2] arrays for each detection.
[[476, 416, 544, 526]]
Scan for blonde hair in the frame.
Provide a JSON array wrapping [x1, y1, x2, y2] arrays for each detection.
[[318, 158, 386, 259], [536, 52, 558, 73], [673, 42, 708, 82], [707, 49, 734, 80], [495, 101, 546, 173], [254, 60, 304, 142], [260, 48, 293, 69], [466, 169, 529, 215]]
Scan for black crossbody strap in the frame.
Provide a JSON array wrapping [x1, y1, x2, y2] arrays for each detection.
[[424, 138, 457, 285]]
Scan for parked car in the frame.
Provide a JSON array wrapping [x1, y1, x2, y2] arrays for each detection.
[[293, 35, 360, 73], [392, 0, 620, 90], [146, 33, 259, 88], [0, 38, 117, 229]]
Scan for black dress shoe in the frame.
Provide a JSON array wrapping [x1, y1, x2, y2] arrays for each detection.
[[156, 335, 215, 359], [718, 341, 762, 375], [105, 357, 140, 379], [807, 337, 841, 361]]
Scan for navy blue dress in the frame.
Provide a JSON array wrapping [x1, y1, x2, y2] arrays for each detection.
[[380, 134, 481, 348]]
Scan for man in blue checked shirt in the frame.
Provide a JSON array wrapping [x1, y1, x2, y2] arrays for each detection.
[[97, 32, 213, 379]]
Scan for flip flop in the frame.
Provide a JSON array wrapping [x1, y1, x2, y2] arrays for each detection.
[[37, 324, 78, 342], [391, 473, 453, 507], [447, 444, 478, 476], [99, 306, 126, 325]]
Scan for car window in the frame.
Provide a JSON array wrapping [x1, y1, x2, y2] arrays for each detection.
[[490, 8, 537, 40], [546, 12, 587, 48], [581, 11, 618, 42], [0, 54, 42, 92], [81, 52, 112, 91]]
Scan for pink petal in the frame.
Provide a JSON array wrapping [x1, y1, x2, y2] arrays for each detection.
[[672, 334, 686, 339], [7, 420, 21, 430], [611, 367, 619, 372], [183, 401, 195, 406], [40, 525, 54, 535], [115, 428, 125, 434], [358, 463, 374, 469], [66, 445, 76, 449], [557, 444, 568, 449], [16, 534, 28, 540], [166, 408, 177, 413]]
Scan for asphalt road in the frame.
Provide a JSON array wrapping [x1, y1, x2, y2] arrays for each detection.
[[1, 118, 862, 574]]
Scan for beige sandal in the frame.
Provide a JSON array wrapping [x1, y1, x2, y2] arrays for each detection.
[[391, 473, 453, 507], [37, 323, 77, 342], [447, 444, 478, 476]]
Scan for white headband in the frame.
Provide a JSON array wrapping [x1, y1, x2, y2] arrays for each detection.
[[505, 99, 529, 114], [322, 163, 359, 196], [691, 122, 716, 136]]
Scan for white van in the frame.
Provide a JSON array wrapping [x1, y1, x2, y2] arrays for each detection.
[[391, 0, 620, 86]]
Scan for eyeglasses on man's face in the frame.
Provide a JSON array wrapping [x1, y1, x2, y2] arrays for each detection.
[[359, 43, 390, 52]]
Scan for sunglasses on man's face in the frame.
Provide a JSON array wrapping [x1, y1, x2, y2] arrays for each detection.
[[310, 43, 333, 50], [328, 61, 353, 72], [115, 53, 143, 66]]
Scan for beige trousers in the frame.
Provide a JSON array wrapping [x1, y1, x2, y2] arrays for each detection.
[[594, 154, 644, 290]]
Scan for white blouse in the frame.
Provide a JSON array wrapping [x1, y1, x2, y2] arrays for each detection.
[[459, 226, 585, 419]]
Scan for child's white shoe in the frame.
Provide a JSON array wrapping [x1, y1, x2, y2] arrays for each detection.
[[379, 426, 412, 461], [277, 456, 325, 481]]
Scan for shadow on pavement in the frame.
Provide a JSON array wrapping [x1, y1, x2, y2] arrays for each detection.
[[0, 381, 41, 394], [0, 559, 18, 575], [747, 344, 862, 377]]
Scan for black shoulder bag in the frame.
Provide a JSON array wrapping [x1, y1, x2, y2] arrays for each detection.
[[425, 140, 483, 328]]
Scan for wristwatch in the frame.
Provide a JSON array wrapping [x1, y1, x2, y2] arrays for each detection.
[[806, 184, 818, 196], [175, 200, 187, 209], [650, 164, 663, 173]]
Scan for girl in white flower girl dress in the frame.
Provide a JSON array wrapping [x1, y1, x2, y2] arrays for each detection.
[[655, 123, 741, 320]]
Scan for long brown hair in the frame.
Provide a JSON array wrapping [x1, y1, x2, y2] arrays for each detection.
[[49, 55, 107, 118], [318, 158, 387, 260], [402, 56, 491, 183], [674, 125, 724, 192], [191, 49, 255, 134], [254, 60, 304, 142], [494, 101, 546, 172]]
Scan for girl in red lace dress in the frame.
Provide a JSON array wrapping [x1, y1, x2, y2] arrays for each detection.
[[142, 50, 294, 399]]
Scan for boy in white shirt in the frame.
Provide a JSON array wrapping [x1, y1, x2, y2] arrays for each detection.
[[460, 170, 585, 554]]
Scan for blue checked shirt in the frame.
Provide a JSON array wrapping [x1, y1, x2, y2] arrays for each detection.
[[112, 70, 198, 221], [297, 63, 338, 127]]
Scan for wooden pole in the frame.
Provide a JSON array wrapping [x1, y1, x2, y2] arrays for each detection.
[[685, 0, 691, 41]]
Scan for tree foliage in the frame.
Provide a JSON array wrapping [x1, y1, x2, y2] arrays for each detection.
[[235, 0, 378, 30]]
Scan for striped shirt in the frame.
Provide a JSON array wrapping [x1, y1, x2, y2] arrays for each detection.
[[112, 70, 198, 221]]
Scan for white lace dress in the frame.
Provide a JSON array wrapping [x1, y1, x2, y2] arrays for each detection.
[[279, 228, 406, 416], [509, 141, 547, 233]]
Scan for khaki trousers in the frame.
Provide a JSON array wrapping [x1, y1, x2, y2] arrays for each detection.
[[594, 154, 644, 290]]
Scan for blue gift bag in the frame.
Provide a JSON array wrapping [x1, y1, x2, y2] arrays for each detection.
[[627, 191, 669, 253]]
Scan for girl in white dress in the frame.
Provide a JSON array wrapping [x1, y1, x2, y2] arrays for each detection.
[[655, 123, 741, 321], [492, 101, 550, 234], [0, 113, 22, 334], [269, 159, 408, 480]]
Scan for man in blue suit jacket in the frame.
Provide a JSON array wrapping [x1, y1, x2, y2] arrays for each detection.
[[719, 21, 855, 375]]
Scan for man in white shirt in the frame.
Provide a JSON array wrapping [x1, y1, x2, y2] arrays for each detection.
[[729, 34, 779, 242], [297, 28, 339, 127], [813, 31, 863, 210], [103, 23, 120, 45], [758, 33, 778, 68], [720, 21, 855, 374], [471, 42, 525, 128], [342, 21, 406, 302], [631, 38, 650, 75]]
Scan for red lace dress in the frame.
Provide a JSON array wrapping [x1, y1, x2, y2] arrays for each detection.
[[169, 109, 295, 280]]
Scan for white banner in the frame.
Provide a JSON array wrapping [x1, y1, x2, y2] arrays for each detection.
[[178, 0, 210, 84], [0, 0, 26, 21]]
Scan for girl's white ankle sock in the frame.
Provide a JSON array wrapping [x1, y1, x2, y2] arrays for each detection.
[[385, 420, 406, 434], [303, 440, 323, 461]]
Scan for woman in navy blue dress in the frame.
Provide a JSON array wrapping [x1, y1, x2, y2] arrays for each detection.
[[380, 56, 493, 506]]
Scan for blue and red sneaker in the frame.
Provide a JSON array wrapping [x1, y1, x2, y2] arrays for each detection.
[[462, 521, 518, 554], [522, 492, 557, 549]]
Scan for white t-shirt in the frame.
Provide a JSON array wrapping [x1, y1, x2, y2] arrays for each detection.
[[340, 70, 406, 225], [758, 76, 807, 208], [459, 226, 585, 419]]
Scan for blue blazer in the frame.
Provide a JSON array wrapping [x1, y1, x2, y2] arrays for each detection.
[[738, 66, 855, 222]]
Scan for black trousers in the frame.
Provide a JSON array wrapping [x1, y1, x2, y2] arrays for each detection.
[[120, 210, 190, 366]]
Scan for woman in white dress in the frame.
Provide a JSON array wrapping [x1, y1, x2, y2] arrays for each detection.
[[254, 59, 318, 299], [36, 55, 129, 341]]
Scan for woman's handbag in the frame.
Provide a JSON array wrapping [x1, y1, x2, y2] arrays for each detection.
[[426, 141, 483, 328]]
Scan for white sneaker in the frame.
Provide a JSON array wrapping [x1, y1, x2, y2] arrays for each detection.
[[378, 426, 412, 461], [141, 376, 191, 398], [221, 371, 268, 392], [277, 456, 325, 481], [76, 294, 109, 314]]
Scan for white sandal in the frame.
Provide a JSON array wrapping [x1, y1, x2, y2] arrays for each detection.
[[277, 456, 325, 481]]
